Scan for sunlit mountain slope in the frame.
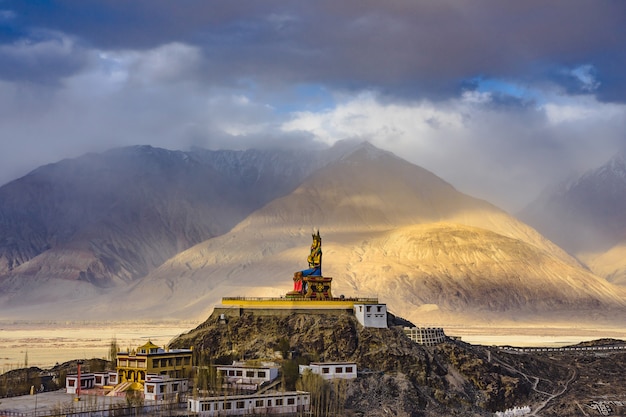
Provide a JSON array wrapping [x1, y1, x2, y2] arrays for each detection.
[[123, 143, 625, 325]]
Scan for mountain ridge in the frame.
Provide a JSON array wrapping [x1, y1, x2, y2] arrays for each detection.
[[0, 142, 624, 326], [117, 145, 625, 325], [520, 151, 626, 285]]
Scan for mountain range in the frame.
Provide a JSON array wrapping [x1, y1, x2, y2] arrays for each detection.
[[1, 141, 625, 326], [520, 151, 626, 286]]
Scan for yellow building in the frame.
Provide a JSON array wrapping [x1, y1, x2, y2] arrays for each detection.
[[116, 341, 193, 385]]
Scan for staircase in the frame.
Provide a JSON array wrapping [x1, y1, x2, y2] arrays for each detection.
[[106, 381, 133, 396]]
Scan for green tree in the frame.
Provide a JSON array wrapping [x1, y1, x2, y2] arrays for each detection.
[[108, 337, 119, 368], [296, 370, 331, 417], [281, 355, 310, 391]]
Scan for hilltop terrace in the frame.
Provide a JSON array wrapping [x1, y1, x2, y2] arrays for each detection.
[[216, 297, 387, 328], [221, 296, 379, 308]]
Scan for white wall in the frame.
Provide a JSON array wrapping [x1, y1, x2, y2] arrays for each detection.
[[354, 304, 387, 328], [301, 363, 357, 380]]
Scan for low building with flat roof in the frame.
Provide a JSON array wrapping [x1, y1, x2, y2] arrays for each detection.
[[216, 361, 280, 391], [144, 374, 189, 401], [299, 362, 357, 380], [66, 373, 95, 395], [188, 390, 310, 416]]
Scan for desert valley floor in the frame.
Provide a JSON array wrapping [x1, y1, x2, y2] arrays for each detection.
[[1, 320, 625, 369]]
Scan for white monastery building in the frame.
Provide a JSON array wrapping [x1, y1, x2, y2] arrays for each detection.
[[144, 374, 189, 401], [354, 303, 387, 328], [299, 362, 358, 380], [188, 391, 310, 416], [216, 361, 280, 390], [66, 373, 95, 395]]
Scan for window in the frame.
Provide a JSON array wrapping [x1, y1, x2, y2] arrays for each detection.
[[228, 370, 235, 376], [236, 370, 243, 377], [377, 306, 382, 312], [255, 400, 264, 407], [246, 371, 254, 378], [147, 385, 154, 393], [346, 366, 353, 373], [287, 398, 295, 405], [359, 305, 362, 312], [322, 367, 329, 374], [159, 385, 165, 393], [69, 380, 75, 387], [366, 306, 371, 312], [172, 383, 179, 392], [336, 367, 343, 373], [202, 403, 210, 411], [236, 401, 245, 409], [224, 402, 232, 410], [258, 371, 266, 378], [276, 399, 283, 406], [267, 400, 272, 406]]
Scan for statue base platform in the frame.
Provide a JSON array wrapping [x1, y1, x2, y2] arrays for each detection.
[[286, 276, 333, 300], [285, 291, 303, 298]]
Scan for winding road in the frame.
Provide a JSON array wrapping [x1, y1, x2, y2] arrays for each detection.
[[490, 351, 578, 416]]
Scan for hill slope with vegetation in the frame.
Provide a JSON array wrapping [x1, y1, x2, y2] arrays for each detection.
[[170, 310, 618, 416]]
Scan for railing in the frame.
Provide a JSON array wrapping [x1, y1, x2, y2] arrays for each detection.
[[500, 344, 626, 354], [222, 296, 379, 302]]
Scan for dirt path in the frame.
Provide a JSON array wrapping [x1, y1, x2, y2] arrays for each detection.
[[528, 368, 577, 416], [490, 352, 577, 416]]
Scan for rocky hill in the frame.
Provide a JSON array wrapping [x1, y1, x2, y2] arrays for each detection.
[[170, 310, 626, 416], [171, 311, 529, 416]]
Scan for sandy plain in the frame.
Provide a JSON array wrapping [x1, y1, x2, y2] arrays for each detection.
[[1, 321, 625, 370], [445, 324, 626, 347], [0, 320, 200, 370]]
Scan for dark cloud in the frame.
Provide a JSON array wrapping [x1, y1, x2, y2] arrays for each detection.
[[0, 30, 89, 84], [1, 0, 625, 211], [3, 0, 626, 100]]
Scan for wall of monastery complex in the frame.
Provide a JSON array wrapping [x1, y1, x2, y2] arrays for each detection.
[[403, 327, 447, 346]]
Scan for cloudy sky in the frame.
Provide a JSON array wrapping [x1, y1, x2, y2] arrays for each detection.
[[1, 1, 625, 211]]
